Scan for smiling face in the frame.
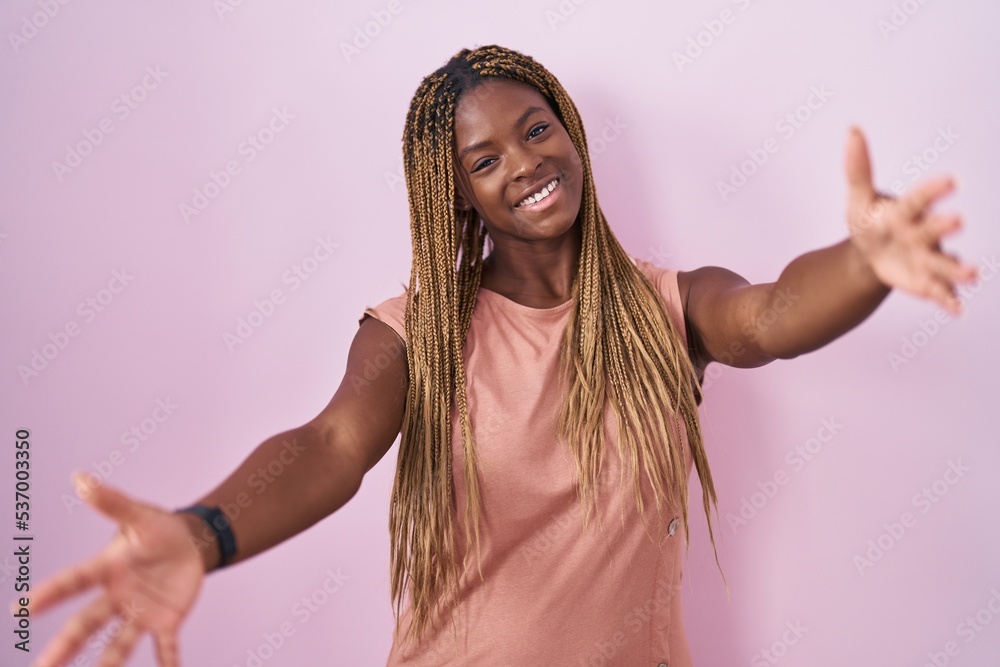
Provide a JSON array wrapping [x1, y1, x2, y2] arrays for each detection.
[[451, 78, 585, 253]]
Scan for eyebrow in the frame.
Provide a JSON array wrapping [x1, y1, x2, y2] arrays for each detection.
[[458, 105, 547, 161]]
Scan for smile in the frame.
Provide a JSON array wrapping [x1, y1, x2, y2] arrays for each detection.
[[515, 178, 561, 212]]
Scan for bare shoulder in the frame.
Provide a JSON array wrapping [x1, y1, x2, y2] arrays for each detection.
[[677, 266, 751, 300], [306, 314, 408, 477], [675, 266, 754, 372]]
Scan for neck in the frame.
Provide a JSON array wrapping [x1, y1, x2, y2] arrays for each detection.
[[480, 226, 582, 307]]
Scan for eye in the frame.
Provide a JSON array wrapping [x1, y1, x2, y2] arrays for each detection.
[[472, 157, 496, 172], [528, 123, 548, 139], [471, 124, 549, 173]]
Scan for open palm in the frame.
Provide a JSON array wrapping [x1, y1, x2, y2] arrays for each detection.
[[844, 126, 978, 314], [17, 474, 205, 666]]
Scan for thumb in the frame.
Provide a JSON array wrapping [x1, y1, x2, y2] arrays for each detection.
[[845, 125, 876, 203], [72, 471, 142, 525]]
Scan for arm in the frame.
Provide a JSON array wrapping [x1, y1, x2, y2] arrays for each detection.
[[183, 314, 408, 571], [678, 126, 977, 371], [25, 314, 409, 667], [679, 238, 889, 368]]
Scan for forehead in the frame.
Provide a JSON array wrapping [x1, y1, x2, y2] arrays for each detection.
[[453, 79, 554, 143]]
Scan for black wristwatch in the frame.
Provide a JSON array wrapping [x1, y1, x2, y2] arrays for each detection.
[[175, 504, 238, 569]]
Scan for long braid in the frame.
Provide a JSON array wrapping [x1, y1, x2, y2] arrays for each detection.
[[391, 44, 727, 652]]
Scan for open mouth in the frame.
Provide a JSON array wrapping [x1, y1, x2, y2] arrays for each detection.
[[515, 178, 561, 212]]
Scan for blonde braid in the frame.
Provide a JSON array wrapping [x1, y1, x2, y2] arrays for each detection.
[[391, 44, 727, 652]]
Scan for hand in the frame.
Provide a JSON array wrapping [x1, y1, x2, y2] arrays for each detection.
[[14, 473, 207, 666], [844, 126, 978, 314]]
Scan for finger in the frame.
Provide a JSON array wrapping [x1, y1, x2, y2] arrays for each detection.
[[908, 262, 963, 314], [73, 471, 143, 526], [96, 615, 143, 667], [925, 276, 963, 315], [154, 630, 181, 667], [898, 174, 956, 221], [845, 126, 876, 204], [25, 551, 104, 616], [874, 190, 897, 203], [33, 595, 116, 667], [919, 212, 962, 242], [925, 249, 979, 286]]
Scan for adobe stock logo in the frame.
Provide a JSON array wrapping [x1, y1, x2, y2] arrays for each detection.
[[16, 268, 135, 386], [7, 0, 72, 54], [877, 0, 934, 40], [62, 397, 179, 514], [887, 254, 998, 372], [726, 417, 843, 534], [716, 85, 834, 202], [233, 567, 349, 667], [223, 236, 339, 352], [544, 0, 591, 31], [339, 0, 407, 63], [751, 620, 808, 667], [51, 66, 169, 182], [179, 107, 294, 224], [672, 0, 757, 73], [213, 0, 249, 21], [348, 339, 404, 394], [853, 459, 970, 575], [920, 589, 1000, 667]]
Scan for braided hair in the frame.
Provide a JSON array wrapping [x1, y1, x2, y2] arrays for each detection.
[[392, 44, 726, 650]]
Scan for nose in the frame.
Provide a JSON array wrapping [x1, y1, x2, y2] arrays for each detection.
[[510, 143, 543, 181]]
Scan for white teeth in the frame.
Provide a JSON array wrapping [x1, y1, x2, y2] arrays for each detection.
[[518, 179, 558, 207]]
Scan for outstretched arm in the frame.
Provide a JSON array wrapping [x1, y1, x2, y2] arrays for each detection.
[[678, 126, 978, 370], [19, 315, 407, 667]]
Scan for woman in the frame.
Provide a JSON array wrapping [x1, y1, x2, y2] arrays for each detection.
[[18, 44, 975, 666]]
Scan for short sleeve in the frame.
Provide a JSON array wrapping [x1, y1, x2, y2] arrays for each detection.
[[358, 290, 408, 347], [632, 257, 688, 350], [633, 256, 704, 404]]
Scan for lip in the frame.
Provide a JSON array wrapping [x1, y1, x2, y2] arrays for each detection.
[[514, 177, 561, 213]]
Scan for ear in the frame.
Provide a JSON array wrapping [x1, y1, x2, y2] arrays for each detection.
[[452, 192, 472, 211], [451, 165, 475, 211]]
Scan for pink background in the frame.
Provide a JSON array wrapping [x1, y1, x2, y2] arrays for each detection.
[[2, 1, 998, 665]]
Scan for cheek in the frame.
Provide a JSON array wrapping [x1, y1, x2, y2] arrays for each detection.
[[568, 154, 585, 192], [562, 141, 585, 179], [477, 177, 509, 208]]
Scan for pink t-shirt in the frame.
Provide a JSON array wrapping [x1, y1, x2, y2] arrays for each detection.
[[359, 256, 695, 667]]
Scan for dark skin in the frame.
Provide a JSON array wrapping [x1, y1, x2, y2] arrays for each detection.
[[451, 78, 979, 373], [452, 78, 585, 309], [22, 78, 978, 667]]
